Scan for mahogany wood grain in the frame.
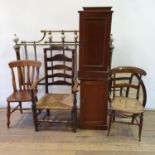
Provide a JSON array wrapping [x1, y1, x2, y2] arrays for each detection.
[[78, 7, 113, 129]]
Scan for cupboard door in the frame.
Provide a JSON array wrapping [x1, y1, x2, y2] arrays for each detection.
[[79, 10, 112, 80], [80, 80, 109, 129]]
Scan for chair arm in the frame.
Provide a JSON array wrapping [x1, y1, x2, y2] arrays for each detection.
[[73, 79, 80, 92], [31, 76, 46, 90]]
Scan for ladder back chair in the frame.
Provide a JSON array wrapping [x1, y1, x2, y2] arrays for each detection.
[[31, 45, 78, 132], [107, 66, 147, 141], [7, 60, 41, 128]]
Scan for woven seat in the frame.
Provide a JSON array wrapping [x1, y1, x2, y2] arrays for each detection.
[[31, 45, 78, 132], [37, 94, 73, 110], [107, 66, 147, 141], [112, 97, 144, 114]]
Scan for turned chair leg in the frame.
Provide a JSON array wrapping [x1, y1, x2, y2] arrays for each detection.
[[107, 110, 113, 136], [139, 114, 143, 141], [7, 101, 11, 128], [19, 102, 23, 114], [71, 107, 77, 133], [112, 111, 115, 121], [131, 115, 135, 124], [32, 103, 38, 131], [46, 109, 50, 117]]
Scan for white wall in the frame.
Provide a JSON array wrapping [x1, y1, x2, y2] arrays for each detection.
[[0, 0, 155, 109]]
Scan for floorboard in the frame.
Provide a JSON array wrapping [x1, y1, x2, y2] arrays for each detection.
[[0, 109, 155, 155]]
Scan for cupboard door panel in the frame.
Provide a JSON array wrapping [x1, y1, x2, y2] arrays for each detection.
[[80, 80, 109, 129], [79, 11, 112, 76]]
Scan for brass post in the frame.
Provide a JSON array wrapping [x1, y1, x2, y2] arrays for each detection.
[[14, 45, 20, 60], [109, 34, 114, 69], [13, 34, 20, 60]]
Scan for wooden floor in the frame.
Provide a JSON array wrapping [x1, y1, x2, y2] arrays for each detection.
[[0, 109, 155, 155]]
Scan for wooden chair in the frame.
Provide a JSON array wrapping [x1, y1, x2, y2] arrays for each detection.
[[31, 45, 78, 132], [7, 60, 41, 128], [107, 66, 147, 141]]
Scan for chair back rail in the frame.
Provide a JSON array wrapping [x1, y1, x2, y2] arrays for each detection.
[[43, 46, 75, 94], [9, 60, 41, 92]]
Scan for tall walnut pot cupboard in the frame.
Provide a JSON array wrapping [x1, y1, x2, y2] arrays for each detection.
[[78, 7, 113, 129]]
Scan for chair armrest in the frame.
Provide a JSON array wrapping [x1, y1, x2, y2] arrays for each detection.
[[31, 76, 46, 90], [73, 79, 80, 92]]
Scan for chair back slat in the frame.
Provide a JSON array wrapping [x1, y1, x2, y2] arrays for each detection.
[[17, 67, 22, 90], [46, 54, 72, 62], [11, 68, 17, 92], [22, 66, 26, 90], [47, 73, 72, 79], [47, 65, 72, 71], [27, 65, 30, 89], [46, 81, 72, 86], [31, 66, 35, 83], [36, 67, 40, 82]]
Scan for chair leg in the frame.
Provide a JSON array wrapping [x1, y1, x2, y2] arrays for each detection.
[[19, 102, 23, 114], [112, 111, 115, 121], [131, 115, 135, 124], [74, 108, 77, 132], [107, 110, 113, 136], [7, 101, 11, 128], [139, 114, 143, 141], [71, 107, 77, 133], [32, 103, 38, 131], [46, 109, 50, 117]]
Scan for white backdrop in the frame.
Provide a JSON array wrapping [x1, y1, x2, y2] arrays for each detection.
[[0, 0, 155, 109]]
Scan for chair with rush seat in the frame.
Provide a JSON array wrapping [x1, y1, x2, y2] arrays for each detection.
[[31, 45, 78, 132], [107, 66, 147, 141]]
